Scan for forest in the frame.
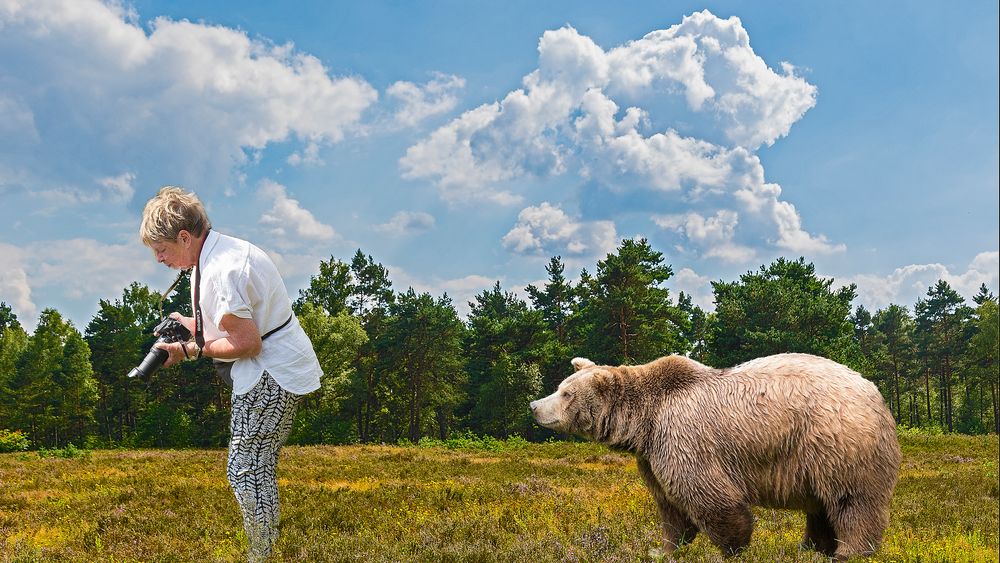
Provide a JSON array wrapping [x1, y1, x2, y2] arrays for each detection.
[[1, 238, 997, 451]]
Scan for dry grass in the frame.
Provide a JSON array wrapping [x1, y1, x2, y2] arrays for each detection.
[[1, 433, 997, 562]]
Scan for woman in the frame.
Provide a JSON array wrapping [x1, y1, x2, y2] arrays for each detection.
[[140, 186, 322, 561]]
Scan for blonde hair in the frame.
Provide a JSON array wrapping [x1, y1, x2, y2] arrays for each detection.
[[139, 186, 211, 246]]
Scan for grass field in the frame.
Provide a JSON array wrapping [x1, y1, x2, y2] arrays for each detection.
[[1, 432, 997, 562]]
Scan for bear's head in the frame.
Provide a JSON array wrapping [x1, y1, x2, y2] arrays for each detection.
[[530, 357, 617, 438]]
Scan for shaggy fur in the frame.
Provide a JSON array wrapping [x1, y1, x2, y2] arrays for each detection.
[[530, 353, 901, 560]]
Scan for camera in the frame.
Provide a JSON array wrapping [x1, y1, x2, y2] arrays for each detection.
[[127, 317, 193, 378]]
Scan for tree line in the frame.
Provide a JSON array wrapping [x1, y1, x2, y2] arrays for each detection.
[[1, 239, 997, 450]]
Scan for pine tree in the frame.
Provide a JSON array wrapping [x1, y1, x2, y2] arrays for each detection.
[[376, 290, 466, 442], [914, 280, 973, 432], [85, 283, 161, 443], [291, 302, 367, 444], [677, 292, 709, 362], [973, 283, 996, 306], [0, 303, 28, 430], [295, 256, 354, 316], [579, 238, 687, 365], [525, 256, 575, 344], [465, 282, 549, 437], [346, 250, 394, 443], [708, 257, 856, 367], [10, 309, 97, 447], [873, 304, 916, 425], [964, 298, 999, 433]]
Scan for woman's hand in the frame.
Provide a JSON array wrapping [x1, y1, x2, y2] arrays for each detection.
[[168, 312, 196, 334], [155, 341, 189, 367]]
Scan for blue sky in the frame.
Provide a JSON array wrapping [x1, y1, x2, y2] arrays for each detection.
[[1, 0, 997, 332]]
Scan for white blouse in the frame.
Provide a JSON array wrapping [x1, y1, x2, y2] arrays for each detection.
[[193, 230, 322, 395]]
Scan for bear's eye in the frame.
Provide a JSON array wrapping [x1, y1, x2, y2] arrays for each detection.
[[561, 390, 574, 399]]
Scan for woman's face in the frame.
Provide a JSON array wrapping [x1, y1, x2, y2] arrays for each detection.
[[149, 230, 196, 269]]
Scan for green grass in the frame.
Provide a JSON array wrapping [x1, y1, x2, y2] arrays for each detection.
[[1, 433, 997, 562]]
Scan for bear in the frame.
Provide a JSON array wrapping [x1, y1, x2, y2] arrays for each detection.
[[530, 353, 901, 560]]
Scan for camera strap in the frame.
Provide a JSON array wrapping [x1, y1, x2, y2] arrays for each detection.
[[193, 229, 209, 354], [158, 270, 188, 321]]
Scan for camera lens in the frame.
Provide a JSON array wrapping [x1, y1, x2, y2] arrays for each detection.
[[127, 345, 169, 378]]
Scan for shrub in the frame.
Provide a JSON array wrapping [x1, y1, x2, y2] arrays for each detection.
[[412, 431, 531, 452], [37, 442, 89, 459], [0, 428, 31, 453]]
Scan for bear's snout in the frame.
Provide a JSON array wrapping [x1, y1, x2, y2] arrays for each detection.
[[530, 394, 563, 430]]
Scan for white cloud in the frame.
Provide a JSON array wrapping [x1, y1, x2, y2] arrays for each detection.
[[654, 209, 756, 263], [387, 73, 465, 127], [0, 243, 35, 325], [0, 238, 159, 331], [0, 0, 377, 196], [399, 101, 523, 205], [375, 211, 436, 237], [97, 172, 136, 203], [29, 172, 138, 206], [258, 179, 337, 243], [389, 266, 497, 318], [401, 10, 833, 259], [605, 10, 816, 148], [287, 141, 324, 167], [0, 95, 39, 142], [502, 202, 618, 258], [842, 251, 1000, 311], [259, 248, 328, 283], [770, 199, 845, 255], [669, 267, 715, 310]]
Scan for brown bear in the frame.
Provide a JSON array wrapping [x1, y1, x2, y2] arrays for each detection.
[[530, 353, 900, 560]]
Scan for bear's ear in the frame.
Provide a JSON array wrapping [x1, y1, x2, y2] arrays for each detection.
[[571, 357, 596, 371]]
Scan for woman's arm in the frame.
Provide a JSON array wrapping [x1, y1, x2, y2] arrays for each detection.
[[157, 313, 262, 366], [204, 314, 262, 360]]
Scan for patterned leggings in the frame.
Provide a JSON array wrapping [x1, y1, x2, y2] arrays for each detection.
[[228, 371, 300, 562]]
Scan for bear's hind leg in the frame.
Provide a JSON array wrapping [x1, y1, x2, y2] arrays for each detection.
[[827, 494, 889, 560], [636, 456, 698, 553], [802, 509, 837, 556]]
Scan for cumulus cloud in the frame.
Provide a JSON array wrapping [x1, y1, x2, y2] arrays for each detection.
[[399, 102, 523, 204], [0, 95, 39, 142], [0, 243, 35, 325], [375, 211, 436, 237], [0, 238, 159, 330], [258, 179, 337, 243], [387, 73, 465, 127], [33, 171, 138, 205], [388, 266, 498, 318], [401, 10, 833, 261], [654, 210, 756, 263], [669, 267, 715, 310], [0, 0, 377, 197], [605, 12, 816, 147], [287, 141, 323, 167], [842, 251, 1000, 311], [502, 202, 618, 258], [97, 172, 137, 202]]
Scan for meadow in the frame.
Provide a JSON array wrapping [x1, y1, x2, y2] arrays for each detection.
[[1, 432, 997, 562]]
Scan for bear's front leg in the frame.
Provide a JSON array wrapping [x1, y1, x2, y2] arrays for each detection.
[[698, 502, 753, 556], [672, 469, 753, 556], [636, 455, 698, 554], [802, 509, 837, 556]]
